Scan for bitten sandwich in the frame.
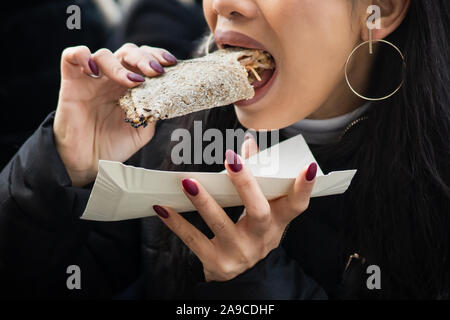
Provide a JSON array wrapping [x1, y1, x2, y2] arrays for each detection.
[[119, 49, 275, 128]]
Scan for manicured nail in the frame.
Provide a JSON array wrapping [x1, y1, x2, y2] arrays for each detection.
[[162, 52, 177, 64], [153, 205, 169, 219], [150, 60, 164, 74], [244, 132, 254, 141], [182, 179, 199, 196], [88, 58, 99, 76], [306, 163, 317, 181], [127, 72, 145, 82], [225, 150, 242, 173]]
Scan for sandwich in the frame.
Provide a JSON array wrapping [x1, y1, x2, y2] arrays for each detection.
[[119, 49, 275, 128]]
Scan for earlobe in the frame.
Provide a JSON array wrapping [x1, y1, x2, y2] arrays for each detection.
[[361, 0, 411, 41]]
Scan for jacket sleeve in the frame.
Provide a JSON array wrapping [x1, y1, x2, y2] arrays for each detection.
[[194, 246, 328, 300], [0, 112, 140, 298]]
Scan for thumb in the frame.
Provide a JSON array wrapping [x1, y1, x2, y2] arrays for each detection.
[[241, 133, 259, 159]]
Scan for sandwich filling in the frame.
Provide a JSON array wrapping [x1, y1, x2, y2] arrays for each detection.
[[238, 50, 276, 88]]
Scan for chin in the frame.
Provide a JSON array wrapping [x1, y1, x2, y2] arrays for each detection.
[[234, 105, 291, 131]]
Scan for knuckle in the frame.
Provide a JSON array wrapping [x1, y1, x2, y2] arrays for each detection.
[[61, 47, 73, 58], [140, 45, 161, 53], [195, 195, 210, 209], [217, 262, 236, 279], [111, 64, 124, 78], [137, 61, 152, 73], [211, 218, 227, 233], [95, 48, 112, 58], [182, 233, 196, 247], [116, 43, 137, 57], [234, 175, 253, 190], [76, 45, 90, 54], [63, 45, 88, 57], [247, 201, 270, 216], [256, 208, 271, 223], [122, 42, 137, 50], [245, 201, 270, 223]]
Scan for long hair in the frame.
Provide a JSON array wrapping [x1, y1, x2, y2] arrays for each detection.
[[155, 0, 450, 299]]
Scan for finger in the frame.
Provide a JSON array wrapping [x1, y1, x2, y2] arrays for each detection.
[[115, 43, 165, 77], [61, 45, 98, 77], [181, 179, 236, 241], [271, 162, 317, 223], [93, 48, 145, 87], [224, 150, 271, 232], [241, 132, 259, 160], [140, 45, 178, 66], [153, 205, 213, 262]]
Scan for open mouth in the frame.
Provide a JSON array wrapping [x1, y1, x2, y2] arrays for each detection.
[[224, 45, 277, 106]]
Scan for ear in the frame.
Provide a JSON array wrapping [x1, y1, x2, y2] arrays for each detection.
[[361, 0, 411, 41]]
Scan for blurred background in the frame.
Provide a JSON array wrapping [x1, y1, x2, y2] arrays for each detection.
[[0, 0, 206, 169]]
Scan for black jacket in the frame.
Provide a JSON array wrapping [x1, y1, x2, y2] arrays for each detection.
[[0, 105, 375, 299]]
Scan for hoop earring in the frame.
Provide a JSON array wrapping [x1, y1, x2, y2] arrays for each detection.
[[344, 30, 406, 101]]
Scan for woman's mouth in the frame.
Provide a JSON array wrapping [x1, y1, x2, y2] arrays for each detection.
[[251, 68, 275, 90], [214, 29, 278, 108], [232, 48, 277, 107]]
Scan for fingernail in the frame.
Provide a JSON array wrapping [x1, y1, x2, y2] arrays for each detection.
[[162, 52, 177, 64], [244, 132, 254, 141], [88, 58, 99, 76], [153, 205, 169, 219], [306, 163, 317, 181], [225, 150, 242, 173], [182, 179, 199, 196], [150, 60, 164, 74], [127, 73, 145, 82]]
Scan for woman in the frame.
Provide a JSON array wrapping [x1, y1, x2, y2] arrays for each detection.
[[1, 0, 449, 299]]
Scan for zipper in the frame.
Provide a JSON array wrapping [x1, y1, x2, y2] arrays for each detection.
[[338, 116, 369, 141]]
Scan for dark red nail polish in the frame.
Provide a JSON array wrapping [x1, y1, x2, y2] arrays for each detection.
[[306, 163, 317, 181], [150, 60, 164, 74], [127, 73, 145, 82], [153, 205, 169, 219], [162, 52, 177, 64], [88, 58, 99, 76], [225, 150, 242, 173], [182, 179, 199, 196]]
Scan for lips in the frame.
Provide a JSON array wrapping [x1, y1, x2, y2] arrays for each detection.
[[214, 30, 269, 51]]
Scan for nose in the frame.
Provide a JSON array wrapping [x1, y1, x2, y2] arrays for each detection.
[[212, 0, 257, 20]]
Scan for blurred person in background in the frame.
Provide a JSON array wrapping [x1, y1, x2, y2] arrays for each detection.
[[109, 0, 206, 58], [0, 0, 107, 169], [0, 0, 205, 169]]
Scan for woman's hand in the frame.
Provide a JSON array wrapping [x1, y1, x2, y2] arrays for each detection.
[[153, 136, 318, 282], [54, 43, 178, 187]]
